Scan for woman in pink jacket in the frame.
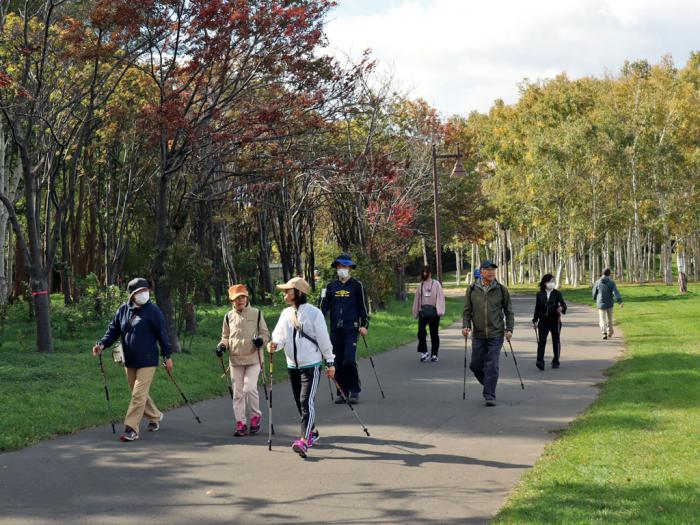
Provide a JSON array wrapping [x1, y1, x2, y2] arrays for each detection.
[[412, 266, 446, 362]]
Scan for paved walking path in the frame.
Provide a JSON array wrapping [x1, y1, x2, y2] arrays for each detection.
[[0, 296, 622, 525]]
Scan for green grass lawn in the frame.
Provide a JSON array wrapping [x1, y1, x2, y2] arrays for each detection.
[[0, 296, 462, 451], [494, 282, 700, 524]]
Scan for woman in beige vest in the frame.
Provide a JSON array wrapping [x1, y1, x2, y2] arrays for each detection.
[[217, 284, 270, 436]]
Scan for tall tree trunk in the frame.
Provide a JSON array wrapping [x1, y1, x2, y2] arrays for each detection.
[[305, 215, 316, 292], [662, 224, 673, 285], [152, 170, 181, 353], [257, 211, 273, 297], [678, 248, 687, 293], [455, 248, 461, 285], [0, 218, 7, 304]]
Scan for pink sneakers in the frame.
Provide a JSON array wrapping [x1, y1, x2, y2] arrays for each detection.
[[308, 428, 319, 447], [249, 415, 261, 435], [292, 438, 308, 458], [234, 420, 248, 437]]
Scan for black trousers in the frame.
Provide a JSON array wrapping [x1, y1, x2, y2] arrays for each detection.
[[537, 320, 561, 365], [331, 327, 360, 394], [288, 366, 320, 440], [417, 316, 440, 356]]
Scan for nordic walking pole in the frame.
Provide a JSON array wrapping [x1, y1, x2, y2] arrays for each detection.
[[162, 360, 202, 423], [361, 335, 385, 399], [507, 340, 525, 390], [97, 353, 116, 434], [268, 349, 274, 450], [256, 348, 269, 402], [330, 376, 370, 436], [217, 352, 234, 399], [327, 375, 335, 402], [462, 336, 468, 400]]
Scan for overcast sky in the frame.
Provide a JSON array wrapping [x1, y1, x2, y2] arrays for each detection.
[[325, 0, 700, 116]]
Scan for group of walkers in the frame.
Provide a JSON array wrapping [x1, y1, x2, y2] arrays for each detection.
[[91, 254, 623, 458]]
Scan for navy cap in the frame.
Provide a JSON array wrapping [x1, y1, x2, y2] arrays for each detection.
[[479, 260, 498, 269], [331, 253, 357, 269]]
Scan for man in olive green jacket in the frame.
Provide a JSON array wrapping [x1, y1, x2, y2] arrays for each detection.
[[462, 260, 515, 406]]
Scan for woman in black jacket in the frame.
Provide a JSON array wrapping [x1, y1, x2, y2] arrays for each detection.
[[532, 274, 567, 370]]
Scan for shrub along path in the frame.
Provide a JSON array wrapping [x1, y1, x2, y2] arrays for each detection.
[[0, 294, 619, 524]]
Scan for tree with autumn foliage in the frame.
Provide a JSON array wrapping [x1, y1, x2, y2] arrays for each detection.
[[0, 1, 146, 352]]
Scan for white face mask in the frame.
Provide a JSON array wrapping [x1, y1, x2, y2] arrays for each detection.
[[134, 291, 150, 305], [337, 269, 350, 280], [545, 282, 555, 291]]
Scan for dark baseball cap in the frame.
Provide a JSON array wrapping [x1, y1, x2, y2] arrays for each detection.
[[127, 277, 150, 297], [479, 260, 498, 269]]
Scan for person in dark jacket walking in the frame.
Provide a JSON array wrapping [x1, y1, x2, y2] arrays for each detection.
[[593, 268, 623, 339], [462, 260, 515, 406], [320, 254, 369, 404], [92, 278, 173, 442], [532, 274, 567, 370]]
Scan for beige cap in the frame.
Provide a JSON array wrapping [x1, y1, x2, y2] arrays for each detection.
[[276, 276, 310, 295], [228, 284, 249, 301]]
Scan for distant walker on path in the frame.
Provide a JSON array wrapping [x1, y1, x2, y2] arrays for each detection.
[[593, 268, 623, 340], [532, 273, 567, 370], [412, 265, 446, 363]]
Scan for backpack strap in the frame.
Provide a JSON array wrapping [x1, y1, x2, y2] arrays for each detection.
[[294, 326, 321, 354]]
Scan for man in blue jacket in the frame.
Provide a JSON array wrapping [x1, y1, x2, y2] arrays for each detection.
[[320, 254, 369, 404], [92, 278, 173, 442], [593, 268, 623, 340]]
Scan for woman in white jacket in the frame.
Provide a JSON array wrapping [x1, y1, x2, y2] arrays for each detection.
[[268, 277, 335, 458]]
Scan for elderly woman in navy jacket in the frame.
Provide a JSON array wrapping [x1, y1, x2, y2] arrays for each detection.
[[92, 278, 173, 442], [532, 274, 567, 370]]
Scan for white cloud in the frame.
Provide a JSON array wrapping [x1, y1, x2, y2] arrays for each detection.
[[325, 0, 700, 115]]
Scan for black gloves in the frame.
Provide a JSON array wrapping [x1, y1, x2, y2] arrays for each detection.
[[216, 344, 226, 357], [253, 337, 264, 349]]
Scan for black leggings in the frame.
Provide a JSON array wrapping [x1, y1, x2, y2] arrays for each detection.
[[288, 366, 320, 440], [417, 316, 440, 356]]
